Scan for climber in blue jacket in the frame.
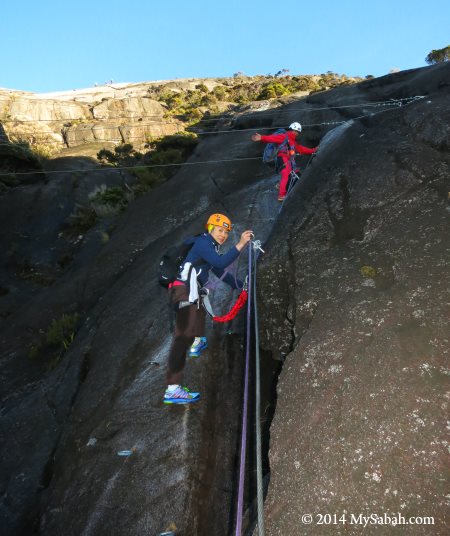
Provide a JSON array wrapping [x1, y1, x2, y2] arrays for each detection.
[[164, 213, 253, 405]]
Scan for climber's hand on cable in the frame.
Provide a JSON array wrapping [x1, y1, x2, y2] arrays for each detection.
[[236, 230, 253, 251], [251, 133, 261, 142]]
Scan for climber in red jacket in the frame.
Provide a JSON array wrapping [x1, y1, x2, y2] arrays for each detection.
[[252, 122, 317, 201]]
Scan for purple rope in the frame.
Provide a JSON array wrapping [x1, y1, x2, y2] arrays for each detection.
[[235, 244, 252, 535]]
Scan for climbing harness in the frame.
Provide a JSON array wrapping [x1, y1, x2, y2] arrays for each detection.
[[164, 227, 243, 316], [278, 152, 316, 211], [286, 159, 301, 191], [199, 287, 214, 316]]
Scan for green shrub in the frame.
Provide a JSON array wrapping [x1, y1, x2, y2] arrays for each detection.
[[97, 148, 115, 164], [145, 132, 198, 153], [184, 108, 204, 123], [137, 148, 183, 191], [7, 136, 57, 160], [146, 73, 362, 119], [212, 85, 228, 100], [200, 93, 217, 106], [91, 185, 127, 207], [29, 312, 80, 365], [88, 184, 131, 216], [195, 83, 209, 93], [97, 143, 140, 166], [288, 76, 312, 92], [46, 313, 79, 349], [64, 204, 98, 235], [425, 45, 450, 64], [0, 142, 43, 186], [131, 132, 198, 192], [64, 184, 132, 234], [143, 147, 183, 165], [227, 83, 259, 103], [94, 133, 198, 197], [17, 261, 55, 286], [132, 167, 164, 192], [257, 82, 289, 100], [114, 143, 134, 156], [157, 90, 183, 110]]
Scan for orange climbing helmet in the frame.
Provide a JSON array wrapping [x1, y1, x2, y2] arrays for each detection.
[[205, 213, 232, 231]]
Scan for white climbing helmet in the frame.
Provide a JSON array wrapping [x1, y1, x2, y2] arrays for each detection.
[[289, 122, 302, 132]]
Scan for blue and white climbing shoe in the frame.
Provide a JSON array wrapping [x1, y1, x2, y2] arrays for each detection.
[[189, 337, 208, 358], [163, 385, 200, 405]]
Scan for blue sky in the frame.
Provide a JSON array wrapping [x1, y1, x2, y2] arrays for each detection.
[[2, 0, 449, 93]]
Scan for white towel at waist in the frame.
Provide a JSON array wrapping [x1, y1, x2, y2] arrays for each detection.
[[179, 262, 202, 303]]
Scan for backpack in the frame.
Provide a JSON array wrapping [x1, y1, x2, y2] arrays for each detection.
[[158, 239, 195, 288], [262, 128, 291, 165]]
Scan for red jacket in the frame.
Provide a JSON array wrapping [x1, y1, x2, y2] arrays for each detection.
[[261, 130, 317, 157]]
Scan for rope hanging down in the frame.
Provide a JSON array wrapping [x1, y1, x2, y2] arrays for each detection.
[[252, 249, 265, 536], [212, 290, 248, 322], [233, 238, 266, 535], [235, 243, 253, 535]]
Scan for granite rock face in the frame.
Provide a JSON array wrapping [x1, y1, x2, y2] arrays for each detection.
[[0, 96, 275, 535], [0, 63, 449, 536], [258, 63, 450, 535], [0, 86, 182, 150]]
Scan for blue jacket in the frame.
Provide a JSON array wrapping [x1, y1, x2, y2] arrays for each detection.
[[183, 233, 241, 289]]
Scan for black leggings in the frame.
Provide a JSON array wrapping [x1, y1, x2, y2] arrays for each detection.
[[166, 286, 206, 385]]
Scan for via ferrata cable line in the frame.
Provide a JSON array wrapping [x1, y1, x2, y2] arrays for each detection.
[[0, 95, 426, 155]]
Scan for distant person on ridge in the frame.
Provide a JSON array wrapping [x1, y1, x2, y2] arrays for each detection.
[[164, 213, 253, 405], [251, 122, 317, 201]]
